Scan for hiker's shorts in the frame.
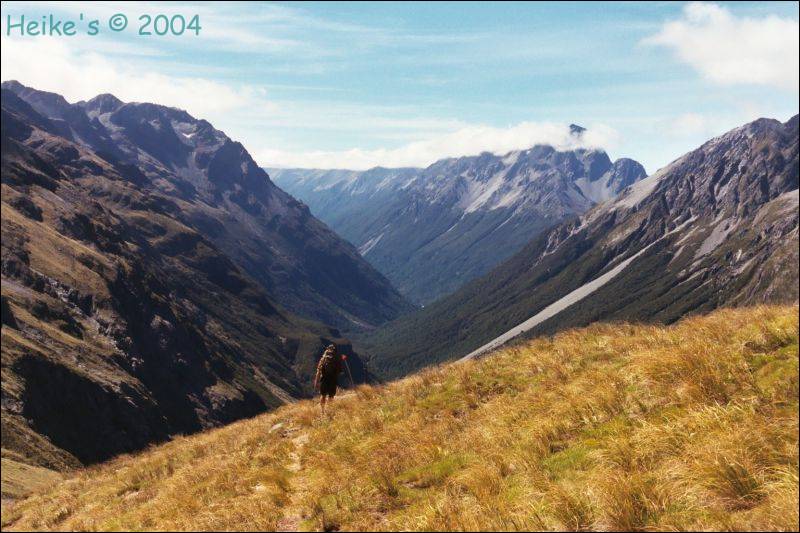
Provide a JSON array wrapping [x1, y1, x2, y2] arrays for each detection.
[[320, 376, 338, 397]]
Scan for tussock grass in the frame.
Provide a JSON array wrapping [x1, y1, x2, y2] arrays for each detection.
[[3, 306, 798, 531], [0, 457, 61, 500]]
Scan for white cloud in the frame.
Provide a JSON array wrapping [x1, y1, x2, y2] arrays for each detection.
[[662, 112, 710, 138], [1, 2, 624, 172], [644, 2, 799, 91], [257, 122, 619, 170], [1, 35, 620, 172], [1, 1, 310, 55], [657, 111, 746, 142], [0, 37, 276, 117]]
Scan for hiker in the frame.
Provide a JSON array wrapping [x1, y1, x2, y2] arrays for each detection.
[[314, 344, 343, 414]]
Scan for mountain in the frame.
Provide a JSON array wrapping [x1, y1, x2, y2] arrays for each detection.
[[365, 115, 799, 378], [2, 80, 412, 332], [270, 141, 647, 305], [3, 306, 797, 531], [0, 83, 398, 470]]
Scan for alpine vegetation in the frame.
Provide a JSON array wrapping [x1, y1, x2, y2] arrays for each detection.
[[2, 306, 797, 531]]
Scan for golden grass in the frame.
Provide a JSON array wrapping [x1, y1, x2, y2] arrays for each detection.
[[2, 305, 798, 531], [0, 457, 61, 500], [1, 195, 114, 299]]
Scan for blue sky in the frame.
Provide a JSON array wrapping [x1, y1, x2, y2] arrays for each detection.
[[1, 1, 798, 172]]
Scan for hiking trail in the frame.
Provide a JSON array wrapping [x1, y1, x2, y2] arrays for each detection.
[[275, 426, 309, 532], [274, 391, 355, 532]]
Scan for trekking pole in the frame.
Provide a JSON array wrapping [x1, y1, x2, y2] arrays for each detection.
[[343, 357, 356, 389]]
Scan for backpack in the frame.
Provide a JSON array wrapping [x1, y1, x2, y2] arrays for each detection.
[[319, 352, 341, 380]]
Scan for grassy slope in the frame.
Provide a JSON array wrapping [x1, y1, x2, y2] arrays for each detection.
[[2, 306, 798, 531], [0, 457, 61, 500]]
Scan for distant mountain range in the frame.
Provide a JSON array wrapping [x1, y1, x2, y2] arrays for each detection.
[[364, 115, 799, 378], [270, 135, 647, 304], [0, 81, 410, 469]]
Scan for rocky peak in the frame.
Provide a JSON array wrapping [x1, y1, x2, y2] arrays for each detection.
[[784, 114, 799, 132], [272, 137, 646, 304], [580, 150, 614, 182], [80, 93, 124, 117], [2, 80, 72, 120], [3, 81, 413, 331], [569, 123, 587, 137], [609, 158, 647, 190]]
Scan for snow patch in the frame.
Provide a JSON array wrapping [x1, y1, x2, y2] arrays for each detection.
[[493, 185, 525, 209], [98, 113, 120, 133], [770, 188, 799, 211], [783, 188, 800, 205], [676, 226, 699, 246], [358, 233, 384, 256], [459, 245, 653, 362], [502, 151, 521, 166], [459, 156, 528, 214], [461, 169, 510, 213], [615, 167, 665, 209], [677, 268, 704, 286], [694, 218, 736, 260], [672, 244, 687, 262], [734, 256, 755, 275], [574, 173, 615, 204]]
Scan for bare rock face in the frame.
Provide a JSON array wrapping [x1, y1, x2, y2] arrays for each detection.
[[1, 83, 380, 469], [271, 134, 646, 305], [366, 115, 799, 378], [3, 80, 412, 332]]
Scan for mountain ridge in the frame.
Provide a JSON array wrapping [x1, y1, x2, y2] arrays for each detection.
[[270, 138, 646, 304], [364, 114, 799, 378], [3, 80, 413, 331], [0, 82, 405, 471]]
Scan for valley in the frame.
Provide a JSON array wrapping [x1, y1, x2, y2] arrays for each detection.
[[364, 115, 799, 379], [1, 85, 797, 533], [1, 81, 407, 474], [270, 139, 646, 305], [2, 2, 798, 531]]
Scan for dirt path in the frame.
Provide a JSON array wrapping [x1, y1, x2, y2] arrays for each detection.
[[275, 427, 310, 532], [274, 391, 356, 532]]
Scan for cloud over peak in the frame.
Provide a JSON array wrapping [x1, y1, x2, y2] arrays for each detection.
[[257, 121, 620, 171]]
